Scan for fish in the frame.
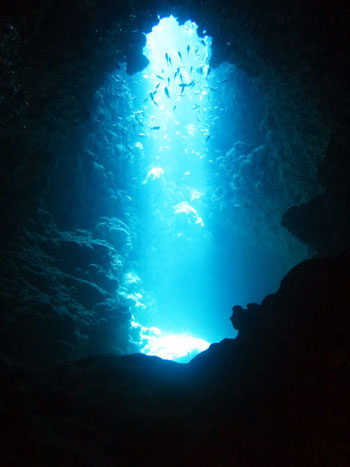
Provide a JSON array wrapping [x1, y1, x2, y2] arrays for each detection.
[[168, 56, 172, 66], [150, 90, 157, 101], [106, 129, 119, 138], [164, 87, 170, 98], [173, 105, 177, 111], [167, 77, 170, 86], [156, 74, 164, 80], [187, 45, 190, 54], [190, 66, 193, 74], [153, 100, 159, 107], [155, 83, 160, 89], [178, 51, 182, 61], [179, 80, 194, 93], [165, 52, 169, 64], [151, 126, 161, 130], [205, 134, 211, 142]]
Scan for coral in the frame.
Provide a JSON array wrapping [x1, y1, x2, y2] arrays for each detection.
[[0, 210, 133, 368]]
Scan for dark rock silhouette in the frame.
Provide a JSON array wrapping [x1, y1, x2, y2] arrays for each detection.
[[0, 251, 349, 466], [283, 127, 350, 255], [230, 302, 260, 332]]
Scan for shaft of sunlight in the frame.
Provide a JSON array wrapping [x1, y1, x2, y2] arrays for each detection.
[[127, 16, 215, 362]]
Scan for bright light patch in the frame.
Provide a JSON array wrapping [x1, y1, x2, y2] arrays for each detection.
[[142, 328, 210, 362], [143, 167, 164, 183], [141, 15, 212, 142], [144, 16, 211, 73], [173, 201, 204, 227]]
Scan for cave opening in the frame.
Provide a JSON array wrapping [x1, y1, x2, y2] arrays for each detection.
[[84, 14, 312, 362]]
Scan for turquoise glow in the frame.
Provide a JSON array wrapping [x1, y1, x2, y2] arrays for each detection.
[[87, 15, 295, 362], [130, 16, 214, 361]]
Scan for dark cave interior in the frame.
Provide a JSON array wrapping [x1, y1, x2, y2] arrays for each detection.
[[0, 0, 349, 465]]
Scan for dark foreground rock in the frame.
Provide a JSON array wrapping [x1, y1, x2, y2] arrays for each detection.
[[282, 126, 350, 256], [0, 251, 349, 466]]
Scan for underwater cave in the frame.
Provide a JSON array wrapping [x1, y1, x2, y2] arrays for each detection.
[[47, 13, 324, 363], [0, 1, 349, 465]]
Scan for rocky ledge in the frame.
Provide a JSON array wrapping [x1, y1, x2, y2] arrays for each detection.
[[0, 250, 348, 466]]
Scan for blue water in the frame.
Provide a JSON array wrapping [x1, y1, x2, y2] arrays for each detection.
[[86, 16, 305, 362]]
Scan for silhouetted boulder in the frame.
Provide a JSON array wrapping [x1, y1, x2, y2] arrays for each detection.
[[230, 302, 260, 333]]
